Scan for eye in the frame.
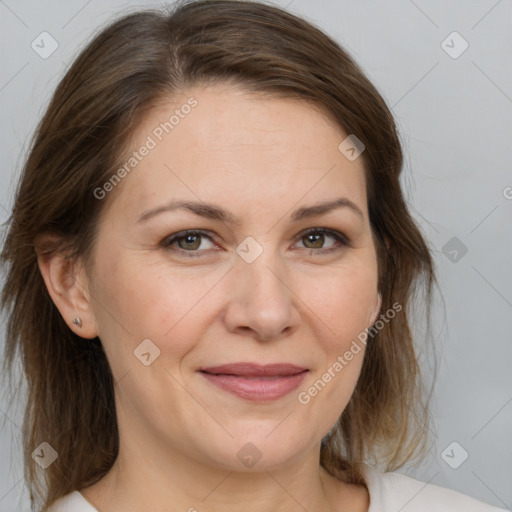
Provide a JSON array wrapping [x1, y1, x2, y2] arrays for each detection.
[[294, 228, 350, 253], [161, 227, 350, 258], [161, 230, 216, 257]]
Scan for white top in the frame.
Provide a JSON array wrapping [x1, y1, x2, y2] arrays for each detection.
[[48, 464, 508, 511]]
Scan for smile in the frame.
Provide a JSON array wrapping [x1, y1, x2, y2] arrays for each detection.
[[199, 363, 309, 401]]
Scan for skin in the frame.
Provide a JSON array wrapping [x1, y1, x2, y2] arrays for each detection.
[[38, 83, 382, 512]]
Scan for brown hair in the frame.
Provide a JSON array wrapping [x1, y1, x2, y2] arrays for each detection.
[[0, 1, 438, 510]]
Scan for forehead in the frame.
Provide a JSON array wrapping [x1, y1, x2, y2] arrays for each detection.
[[107, 84, 368, 222]]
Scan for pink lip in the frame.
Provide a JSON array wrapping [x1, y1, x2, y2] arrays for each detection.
[[199, 363, 309, 401]]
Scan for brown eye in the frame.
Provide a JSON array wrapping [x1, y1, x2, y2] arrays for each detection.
[[295, 228, 350, 253], [302, 232, 326, 249], [177, 233, 202, 250], [162, 230, 216, 257]]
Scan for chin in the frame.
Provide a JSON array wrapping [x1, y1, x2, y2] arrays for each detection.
[[191, 424, 316, 472]]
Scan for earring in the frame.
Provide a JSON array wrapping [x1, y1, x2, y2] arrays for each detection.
[[73, 317, 82, 328]]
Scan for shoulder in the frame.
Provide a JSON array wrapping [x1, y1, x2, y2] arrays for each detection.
[[47, 491, 98, 512], [362, 464, 508, 512]]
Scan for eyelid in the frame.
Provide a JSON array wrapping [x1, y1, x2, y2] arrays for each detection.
[[161, 229, 217, 257], [293, 227, 351, 249]]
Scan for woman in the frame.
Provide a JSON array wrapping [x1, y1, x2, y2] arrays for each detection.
[[1, 1, 506, 511]]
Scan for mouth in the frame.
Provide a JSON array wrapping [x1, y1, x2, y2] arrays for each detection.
[[198, 363, 309, 401]]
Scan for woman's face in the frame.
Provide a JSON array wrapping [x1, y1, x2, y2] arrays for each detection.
[[84, 83, 381, 471]]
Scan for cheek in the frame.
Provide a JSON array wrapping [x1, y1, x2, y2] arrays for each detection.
[[92, 252, 224, 361], [303, 260, 378, 343], [296, 258, 376, 410]]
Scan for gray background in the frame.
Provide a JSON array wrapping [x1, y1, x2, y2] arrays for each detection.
[[1, 0, 511, 510]]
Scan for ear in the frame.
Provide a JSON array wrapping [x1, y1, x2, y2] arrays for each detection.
[[35, 234, 99, 339], [368, 292, 382, 327]]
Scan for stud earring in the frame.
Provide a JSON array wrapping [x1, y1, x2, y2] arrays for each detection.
[[73, 317, 82, 328]]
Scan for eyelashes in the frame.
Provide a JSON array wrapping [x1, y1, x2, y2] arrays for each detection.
[[161, 227, 351, 258], [293, 227, 350, 252]]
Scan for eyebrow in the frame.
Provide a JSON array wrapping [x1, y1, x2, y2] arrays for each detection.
[[137, 197, 364, 225]]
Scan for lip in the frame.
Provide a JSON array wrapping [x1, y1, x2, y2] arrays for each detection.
[[200, 363, 308, 376], [199, 363, 309, 401]]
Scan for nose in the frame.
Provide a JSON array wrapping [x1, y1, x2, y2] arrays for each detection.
[[223, 249, 300, 342]]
